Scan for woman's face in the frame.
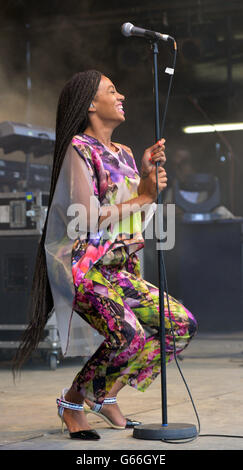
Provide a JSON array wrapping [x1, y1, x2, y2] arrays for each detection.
[[91, 75, 125, 126]]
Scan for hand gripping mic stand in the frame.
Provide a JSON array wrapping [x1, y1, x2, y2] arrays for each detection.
[[133, 38, 197, 441]]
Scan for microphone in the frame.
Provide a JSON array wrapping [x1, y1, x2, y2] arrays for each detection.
[[121, 22, 173, 42]]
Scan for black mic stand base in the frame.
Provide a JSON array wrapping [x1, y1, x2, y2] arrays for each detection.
[[133, 422, 197, 441]]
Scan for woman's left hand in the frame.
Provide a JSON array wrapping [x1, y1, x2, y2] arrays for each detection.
[[141, 139, 166, 178]]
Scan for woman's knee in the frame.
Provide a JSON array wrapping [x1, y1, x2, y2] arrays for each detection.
[[109, 321, 146, 357], [188, 313, 198, 338]]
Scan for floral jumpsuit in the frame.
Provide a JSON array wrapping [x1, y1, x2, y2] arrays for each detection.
[[70, 134, 197, 400]]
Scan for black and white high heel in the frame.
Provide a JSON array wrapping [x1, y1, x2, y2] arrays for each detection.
[[56, 389, 100, 440], [84, 396, 141, 430]]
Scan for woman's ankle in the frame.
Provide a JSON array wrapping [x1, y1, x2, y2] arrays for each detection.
[[65, 388, 85, 404]]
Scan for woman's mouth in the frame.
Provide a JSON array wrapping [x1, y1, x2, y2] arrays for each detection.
[[116, 103, 125, 115]]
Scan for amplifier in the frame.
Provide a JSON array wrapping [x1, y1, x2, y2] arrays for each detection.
[[0, 191, 49, 235], [0, 235, 40, 325], [0, 120, 54, 193], [0, 159, 51, 191], [144, 219, 243, 333]]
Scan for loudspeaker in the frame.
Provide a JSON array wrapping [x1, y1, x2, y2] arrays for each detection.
[[144, 219, 243, 333], [0, 235, 40, 325]]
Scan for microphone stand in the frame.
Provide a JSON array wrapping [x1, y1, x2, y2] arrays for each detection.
[[133, 39, 197, 441]]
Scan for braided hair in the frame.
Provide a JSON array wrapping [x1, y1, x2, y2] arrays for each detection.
[[12, 70, 102, 375]]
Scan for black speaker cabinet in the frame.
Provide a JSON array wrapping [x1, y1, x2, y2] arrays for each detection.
[[144, 219, 243, 333], [0, 235, 40, 325]]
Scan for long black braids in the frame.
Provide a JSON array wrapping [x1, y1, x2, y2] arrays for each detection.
[[12, 70, 102, 375]]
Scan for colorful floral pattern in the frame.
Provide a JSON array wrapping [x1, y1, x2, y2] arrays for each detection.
[[71, 134, 144, 278], [72, 249, 197, 400], [70, 134, 197, 400]]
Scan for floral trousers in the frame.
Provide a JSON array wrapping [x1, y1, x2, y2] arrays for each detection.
[[71, 247, 197, 401]]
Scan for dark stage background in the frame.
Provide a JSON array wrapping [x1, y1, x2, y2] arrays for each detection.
[[0, 0, 243, 335]]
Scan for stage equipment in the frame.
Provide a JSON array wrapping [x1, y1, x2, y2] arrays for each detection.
[[121, 22, 173, 43], [183, 123, 243, 133], [0, 124, 61, 369], [0, 159, 51, 192], [0, 190, 48, 235], [163, 218, 243, 333], [122, 23, 198, 441], [0, 234, 60, 370], [0, 121, 54, 191], [145, 218, 243, 335], [186, 97, 235, 213], [0, 192, 60, 369], [174, 173, 222, 222], [0, 121, 55, 156]]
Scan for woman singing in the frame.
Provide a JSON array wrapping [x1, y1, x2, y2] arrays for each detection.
[[13, 70, 197, 441]]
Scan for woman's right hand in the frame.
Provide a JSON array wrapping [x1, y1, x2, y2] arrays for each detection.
[[138, 165, 167, 202]]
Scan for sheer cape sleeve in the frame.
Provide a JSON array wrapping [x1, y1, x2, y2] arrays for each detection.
[[44, 135, 157, 357], [44, 142, 104, 357]]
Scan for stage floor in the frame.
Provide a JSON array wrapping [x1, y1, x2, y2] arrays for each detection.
[[1, 332, 243, 451]]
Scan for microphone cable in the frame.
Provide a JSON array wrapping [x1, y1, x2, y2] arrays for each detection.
[[155, 37, 243, 444]]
